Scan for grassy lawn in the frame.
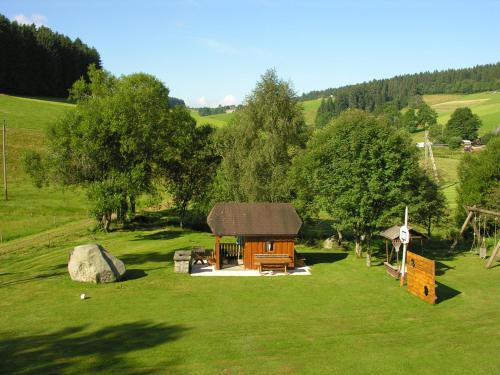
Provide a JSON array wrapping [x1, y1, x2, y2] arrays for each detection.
[[1, 215, 499, 374]]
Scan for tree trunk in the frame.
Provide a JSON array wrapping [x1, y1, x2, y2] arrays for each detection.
[[103, 213, 111, 232], [130, 194, 136, 216], [366, 233, 372, 267], [119, 198, 128, 222], [337, 230, 343, 245], [354, 233, 366, 258], [427, 215, 432, 237], [179, 201, 188, 229], [355, 239, 363, 258]]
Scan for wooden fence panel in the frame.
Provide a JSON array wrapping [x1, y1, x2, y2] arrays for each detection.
[[406, 251, 437, 304]]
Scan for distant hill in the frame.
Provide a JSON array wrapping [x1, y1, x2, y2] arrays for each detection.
[[302, 62, 500, 118]]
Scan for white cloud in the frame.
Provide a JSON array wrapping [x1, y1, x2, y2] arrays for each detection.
[[196, 96, 209, 106], [191, 95, 239, 108], [221, 95, 237, 106], [13, 14, 48, 27]]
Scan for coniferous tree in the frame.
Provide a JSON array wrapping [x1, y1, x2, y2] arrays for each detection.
[[0, 13, 101, 97]]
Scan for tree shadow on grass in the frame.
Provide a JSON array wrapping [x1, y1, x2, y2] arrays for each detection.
[[436, 282, 461, 304], [0, 321, 188, 374], [120, 251, 171, 266], [302, 252, 348, 266], [123, 269, 148, 281], [132, 230, 185, 241], [119, 247, 192, 266]]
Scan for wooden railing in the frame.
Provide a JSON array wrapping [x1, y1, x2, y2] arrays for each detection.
[[220, 243, 240, 259]]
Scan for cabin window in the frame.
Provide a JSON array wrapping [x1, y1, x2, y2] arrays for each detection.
[[265, 241, 274, 252]]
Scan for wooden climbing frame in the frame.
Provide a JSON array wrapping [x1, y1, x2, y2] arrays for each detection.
[[455, 206, 500, 269]]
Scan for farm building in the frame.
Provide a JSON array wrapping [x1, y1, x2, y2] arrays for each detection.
[[207, 202, 302, 270]]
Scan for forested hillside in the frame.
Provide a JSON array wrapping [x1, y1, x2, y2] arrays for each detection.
[[0, 14, 101, 97], [304, 62, 500, 116]]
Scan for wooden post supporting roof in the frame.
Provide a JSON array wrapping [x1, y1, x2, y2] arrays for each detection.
[[215, 235, 221, 270]]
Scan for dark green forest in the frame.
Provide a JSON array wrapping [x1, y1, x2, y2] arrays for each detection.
[[306, 62, 500, 121], [0, 14, 101, 97]]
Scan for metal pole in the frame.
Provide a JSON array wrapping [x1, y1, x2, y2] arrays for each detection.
[[2, 121, 7, 201]]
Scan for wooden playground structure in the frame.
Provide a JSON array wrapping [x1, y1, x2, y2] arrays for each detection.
[[380, 225, 427, 279], [455, 206, 500, 269]]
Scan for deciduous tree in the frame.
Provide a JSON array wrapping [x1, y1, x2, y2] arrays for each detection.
[[293, 109, 444, 258], [446, 107, 482, 141], [214, 69, 309, 202]]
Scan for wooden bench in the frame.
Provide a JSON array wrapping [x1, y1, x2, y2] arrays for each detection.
[[254, 254, 290, 274], [384, 261, 400, 279]]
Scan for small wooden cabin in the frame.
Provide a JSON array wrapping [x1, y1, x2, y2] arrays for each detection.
[[207, 202, 302, 270]]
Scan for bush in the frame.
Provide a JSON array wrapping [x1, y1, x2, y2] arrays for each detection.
[[448, 136, 463, 149], [21, 151, 46, 188]]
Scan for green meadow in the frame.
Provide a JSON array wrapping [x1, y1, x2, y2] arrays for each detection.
[[0, 95, 88, 242], [1, 214, 499, 374], [0, 93, 499, 373], [190, 109, 233, 127], [301, 98, 322, 126], [427, 91, 500, 135]]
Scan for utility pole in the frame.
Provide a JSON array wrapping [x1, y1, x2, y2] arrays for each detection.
[[2, 121, 7, 201]]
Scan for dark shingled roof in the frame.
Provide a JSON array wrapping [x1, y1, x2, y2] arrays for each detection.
[[207, 202, 302, 236], [379, 225, 428, 241]]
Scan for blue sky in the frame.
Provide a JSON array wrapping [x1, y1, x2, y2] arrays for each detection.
[[2, 0, 500, 107]]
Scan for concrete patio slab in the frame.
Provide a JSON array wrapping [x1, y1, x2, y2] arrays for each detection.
[[190, 263, 311, 277]]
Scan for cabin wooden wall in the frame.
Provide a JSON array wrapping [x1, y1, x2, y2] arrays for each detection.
[[243, 236, 295, 269]]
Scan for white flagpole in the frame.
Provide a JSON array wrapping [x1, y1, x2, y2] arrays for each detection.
[[400, 206, 408, 286]]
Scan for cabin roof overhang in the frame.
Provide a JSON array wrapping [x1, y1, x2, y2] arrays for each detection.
[[207, 202, 302, 237]]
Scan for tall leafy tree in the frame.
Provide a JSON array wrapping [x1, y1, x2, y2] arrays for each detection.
[[446, 107, 482, 141], [401, 108, 418, 133], [24, 67, 198, 230], [457, 136, 500, 218], [416, 102, 438, 129], [160, 116, 220, 227], [293, 109, 444, 257], [214, 69, 309, 202]]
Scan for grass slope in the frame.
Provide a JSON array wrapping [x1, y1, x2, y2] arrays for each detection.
[[424, 91, 500, 136], [190, 110, 233, 127], [0, 95, 88, 242], [301, 98, 322, 126], [0, 218, 498, 374], [412, 91, 500, 209]]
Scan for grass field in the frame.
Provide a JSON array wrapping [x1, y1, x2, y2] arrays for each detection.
[[0, 92, 499, 373], [0, 95, 88, 242], [190, 109, 234, 127], [190, 98, 322, 128], [301, 98, 322, 126], [424, 91, 500, 136], [0, 213, 498, 374]]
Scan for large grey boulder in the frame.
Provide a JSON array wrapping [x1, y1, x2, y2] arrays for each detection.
[[68, 244, 126, 283]]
